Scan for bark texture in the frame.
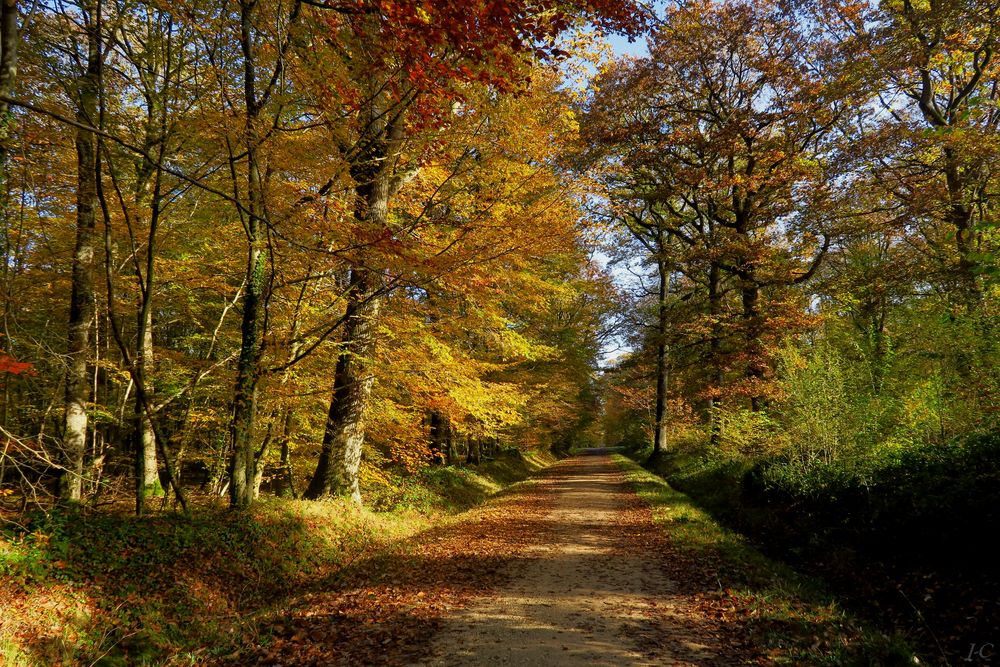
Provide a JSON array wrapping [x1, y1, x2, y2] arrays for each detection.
[[228, 0, 268, 508], [61, 7, 100, 502], [0, 0, 17, 170], [651, 255, 670, 459], [305, 85, 407, 502], [305, 268, 383, 502]]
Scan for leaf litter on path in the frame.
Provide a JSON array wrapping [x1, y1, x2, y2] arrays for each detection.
[[230, 453, 758, 666]]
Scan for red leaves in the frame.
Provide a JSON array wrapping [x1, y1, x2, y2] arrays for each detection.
[[0, 352, 33, 376], [323, 0, 642, 111]]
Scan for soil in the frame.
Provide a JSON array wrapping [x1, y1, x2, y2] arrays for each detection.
[[247, 451, 752, 666], [419, 451, 739, 666]]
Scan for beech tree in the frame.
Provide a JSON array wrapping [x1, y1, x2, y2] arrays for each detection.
[[820, 0, 1000, 311], [0, 0, 16, 176], [301, 0, 639, 502], [61, 0, 102, 502], [0, 0, 638, 509], [585, 0, 838, 415]]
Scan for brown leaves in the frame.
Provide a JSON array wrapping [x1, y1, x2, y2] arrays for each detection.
[[236, 482, 552, 666]]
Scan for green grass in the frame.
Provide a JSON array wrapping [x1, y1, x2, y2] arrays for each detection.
[[364, 448, 555, 512], [614, 454, 917, 666], [0, 449, 554, 666]]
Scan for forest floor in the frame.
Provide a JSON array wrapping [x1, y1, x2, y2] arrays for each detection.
[[2, 449, 909, 665], [237, 451, 901, 666], [419, 451, 742, 666]]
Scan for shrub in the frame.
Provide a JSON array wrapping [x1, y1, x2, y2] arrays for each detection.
[[711, 404, 787, 463]]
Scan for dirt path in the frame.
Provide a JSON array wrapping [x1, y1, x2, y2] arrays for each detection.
[[420, 452, 732, 666], [247, 452, 750, 666]]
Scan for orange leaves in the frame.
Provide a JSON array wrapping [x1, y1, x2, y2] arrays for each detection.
[[0, 353, 33, 376], [310, 0, 642, 121], [584, 0, 841, 409], [245, 478, 551, 666]]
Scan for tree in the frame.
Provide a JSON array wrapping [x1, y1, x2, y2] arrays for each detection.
[[0, 0, 639, 511], [61, 0, 102, 502], [100, 5, 199, 511], [820, 0, 1000, 311], [303, 0, 639, 502], [585, 0, 837, 415], [0, 0, 17, 175]]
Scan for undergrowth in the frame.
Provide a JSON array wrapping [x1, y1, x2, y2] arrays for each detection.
[[614, 455, 916, 666], [0, 449, 552, 666], [363, 449, 554, 512]]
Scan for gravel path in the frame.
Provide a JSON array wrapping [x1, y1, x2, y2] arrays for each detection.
[[420, 451, 729, 666]]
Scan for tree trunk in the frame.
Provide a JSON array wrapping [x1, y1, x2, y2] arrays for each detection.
[[61, 7, 100, 503], [269, 304, 305, 498], [304, 268, 383, 502], [228, 202, 266, 508], [466, 436, 480, 465], [134, 306, 160, 510], [0, 0, 18, 178], [228, 0, 268, 509], [131, 25, 172, 512], [252, 427, 270, 499], [741, 279, 764, 412], [707, 260, 723, 446], [444, 420, 455, 465], [134, 150, 164, 512], [276, 417, 296, 497], [429, 411, 449, 465], [305, 107, 399, 501], [650, 254, 670, 461], [944, 149, 982, 313]]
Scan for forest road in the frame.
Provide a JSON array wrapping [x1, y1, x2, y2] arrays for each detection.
[[418, 451, 730, 666]]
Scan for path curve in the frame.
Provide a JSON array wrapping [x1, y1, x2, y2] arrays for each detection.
[[420, 452, 728, 666]]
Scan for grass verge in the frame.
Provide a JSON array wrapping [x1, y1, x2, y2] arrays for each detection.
[[613, 454, 918, 666], [0, 449, 553, 666]]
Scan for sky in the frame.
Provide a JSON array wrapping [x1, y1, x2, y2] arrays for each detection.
[[573, 26, 653, 369], [582, 33, 650, 369], [606, 32, 649, 59]]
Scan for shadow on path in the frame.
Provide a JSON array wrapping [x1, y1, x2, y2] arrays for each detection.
[[420, 454, 730, 666]]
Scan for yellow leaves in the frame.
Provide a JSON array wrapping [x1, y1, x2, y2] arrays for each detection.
[[446, 379, 528, 432], [491, 324, 559, 364], [560, 107, 581, 134]]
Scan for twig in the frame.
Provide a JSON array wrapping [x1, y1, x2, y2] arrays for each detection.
[[896, 585, 950, 667]]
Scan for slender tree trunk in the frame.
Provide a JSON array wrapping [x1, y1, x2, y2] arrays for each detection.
[[0, 0, 17, 176], [131, 142, 162, 515], [429, 411, 454, 465], [273, 329, 303, 498], [444, 419, 455, 465], [61, 6, 100, 502], [741, 279, 764, 412], [707, 261, 723, 447], [252, 425, 271, 499], [228, 0, 268, 509], [428, 411, 444, 464], [0, 0, 15, 441], [864, 298, 888, 396], [650, 254, 670, 461], [228, 201, 265, 508], [276, 415, 296, 497], [132, 37, 172, 510], [944, 149, 982, 313], [135, 306, 159, 502]]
